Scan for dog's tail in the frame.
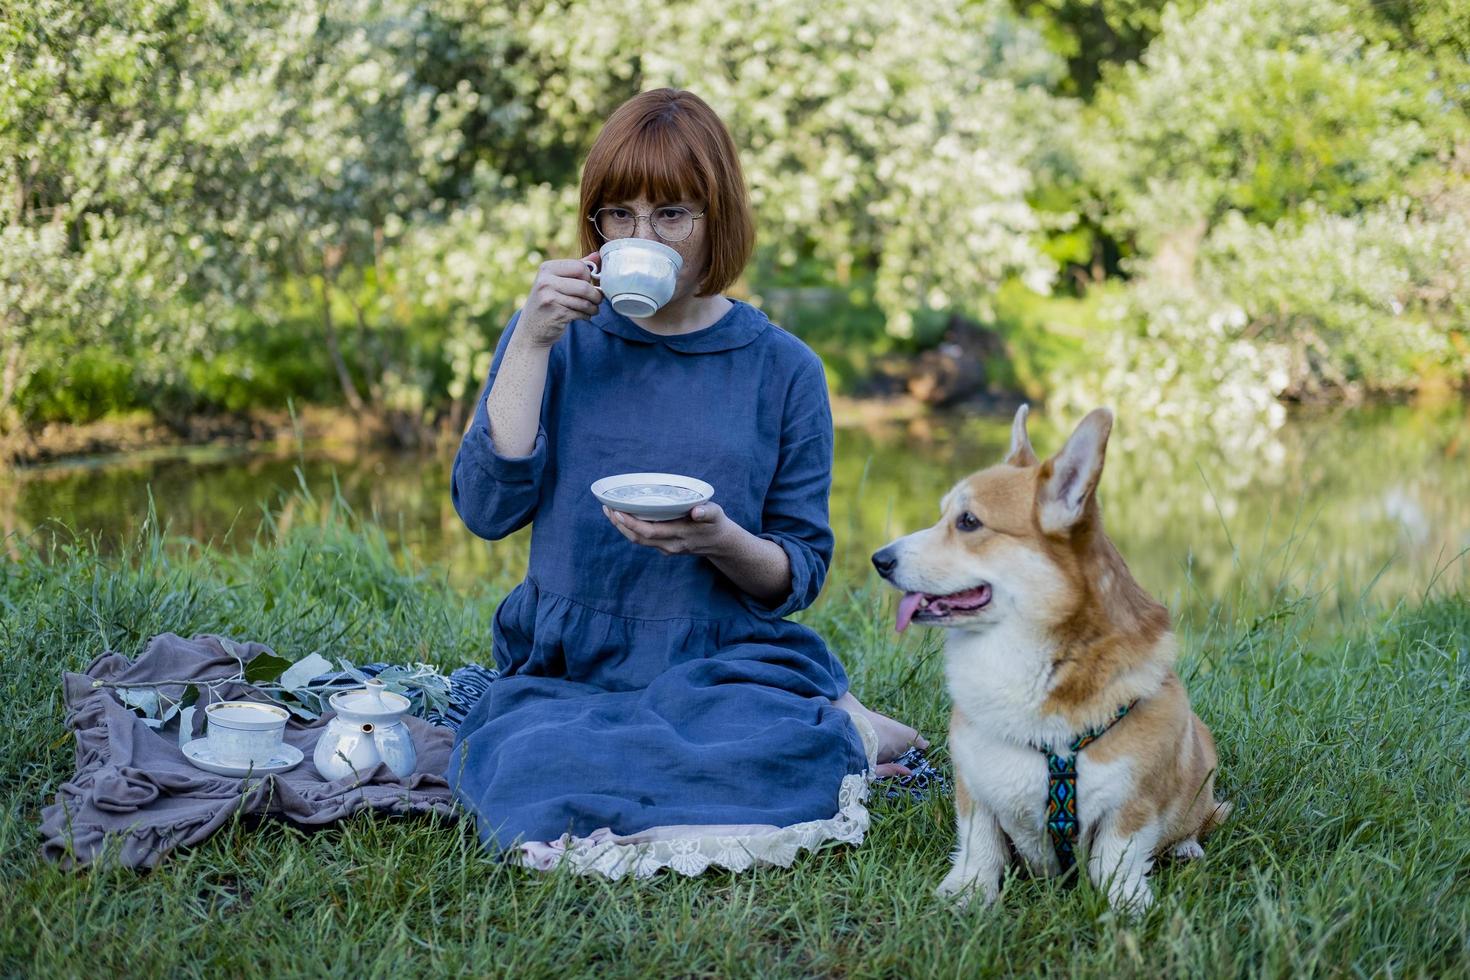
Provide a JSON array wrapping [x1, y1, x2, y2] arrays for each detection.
[[1200, 799, 1234, 838]]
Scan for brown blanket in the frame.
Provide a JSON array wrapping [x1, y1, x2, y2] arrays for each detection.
[[39, 633, 458, 869]]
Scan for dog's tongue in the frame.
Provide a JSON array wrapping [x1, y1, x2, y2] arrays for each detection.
[[895, 592, 925, 633]]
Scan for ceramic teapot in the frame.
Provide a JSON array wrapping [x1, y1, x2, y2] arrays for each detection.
[[314, 679, 416, 780]]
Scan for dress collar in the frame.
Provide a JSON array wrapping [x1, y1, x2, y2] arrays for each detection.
[[590, 298, 769, 354]]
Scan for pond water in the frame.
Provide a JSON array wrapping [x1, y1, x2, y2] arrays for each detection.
[[4, 402, 1468, 618]]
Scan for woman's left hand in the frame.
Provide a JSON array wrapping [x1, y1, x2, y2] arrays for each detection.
[[603, 503, 735, 558]]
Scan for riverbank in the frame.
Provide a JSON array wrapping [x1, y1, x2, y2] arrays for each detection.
[[2, 499, 1466, 975], [0, 405, 419, 469], [2, 392, 1003, 470]]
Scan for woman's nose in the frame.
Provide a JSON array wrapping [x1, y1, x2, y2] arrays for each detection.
[[632, 217, 659, 242]]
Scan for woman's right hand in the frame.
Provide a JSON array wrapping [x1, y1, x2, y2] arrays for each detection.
[[516, 252, 603, 349]]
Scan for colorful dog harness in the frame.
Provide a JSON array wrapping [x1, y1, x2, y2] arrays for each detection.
[[1038, 701, 1136, 872]]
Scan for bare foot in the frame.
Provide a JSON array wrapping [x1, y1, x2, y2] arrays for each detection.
[[834, 691, 929, 777]]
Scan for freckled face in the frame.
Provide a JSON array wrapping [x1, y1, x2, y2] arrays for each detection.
[[601, 196, 711, 300]]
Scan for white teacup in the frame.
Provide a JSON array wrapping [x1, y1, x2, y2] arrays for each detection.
[[205, 700, 288, 767], [588, 239, 683, 318]]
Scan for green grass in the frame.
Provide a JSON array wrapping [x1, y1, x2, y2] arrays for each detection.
[[1, 491, 1467, 978]]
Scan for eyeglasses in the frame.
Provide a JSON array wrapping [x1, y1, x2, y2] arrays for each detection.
[[589, 206, 706, 243]]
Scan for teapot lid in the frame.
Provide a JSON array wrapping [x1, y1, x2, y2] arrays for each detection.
[[330, 678, 410, 719]]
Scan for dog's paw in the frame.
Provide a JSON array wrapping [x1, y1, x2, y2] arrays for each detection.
[[936, 869, 998, 909], [1170, 838, 1205, 861], [1107, 876, 1155, 916]]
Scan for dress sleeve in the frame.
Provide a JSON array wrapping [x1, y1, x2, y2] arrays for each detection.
[[743, 356, 836, 619], [451, 311, 550, 541]]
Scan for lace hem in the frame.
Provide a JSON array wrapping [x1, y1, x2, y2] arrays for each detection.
[[512, 703, 879, 880], [514, 771, 871, 879]]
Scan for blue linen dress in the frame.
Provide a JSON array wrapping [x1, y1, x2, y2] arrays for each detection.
[[447, 298, 870, 854]]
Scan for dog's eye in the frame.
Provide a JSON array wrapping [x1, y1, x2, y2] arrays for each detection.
[[956, 511, 983, 532]]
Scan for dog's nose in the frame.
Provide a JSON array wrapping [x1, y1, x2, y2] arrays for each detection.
[[871, 547, 898, 578]]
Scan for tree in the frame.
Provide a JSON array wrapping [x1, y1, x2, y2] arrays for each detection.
[[1007, 0, 1200, 98], [1052, 0, 1469, 447], [0, 0, 247, 431]]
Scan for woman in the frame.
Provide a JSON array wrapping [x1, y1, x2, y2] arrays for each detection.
[[449, 88, 927, 877]]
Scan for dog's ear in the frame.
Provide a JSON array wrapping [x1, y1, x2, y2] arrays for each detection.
[[1038, 408, 1113, 534], [1005, 403, 1038, 467]]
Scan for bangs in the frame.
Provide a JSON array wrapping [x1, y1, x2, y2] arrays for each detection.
[[592, 117, 708, 206]]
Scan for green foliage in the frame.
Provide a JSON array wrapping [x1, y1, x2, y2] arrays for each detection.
[[983, 278, 1097, 396], [1199, 203, 1470, 392], [176, 314, 341, 417], [3, 0, 1468, 446], [1009, 0, 1204, 98], [1048, 0, 1470, 446], [22, 349, 140, 424], [1366, 0, 1470, 115], [1085, 0, 1449, 250], [3, 0, 1069, 435], [0, 0, 273, 430]]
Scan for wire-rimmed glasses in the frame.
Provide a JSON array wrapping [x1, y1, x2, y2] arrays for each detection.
[[589, 206, 706, 243]]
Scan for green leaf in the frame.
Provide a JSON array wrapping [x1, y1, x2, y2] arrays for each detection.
[[336, 659, 370, 683], [288, 701, 321, 721], [243, 652, 294, 684], [119, 687, 161, 718], [280, 652, 334, 691]]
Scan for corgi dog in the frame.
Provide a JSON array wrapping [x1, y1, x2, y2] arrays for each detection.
[[872, 406, 1229, 912]]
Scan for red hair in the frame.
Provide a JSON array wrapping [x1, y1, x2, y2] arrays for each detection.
[[579, 89, 755, 295]]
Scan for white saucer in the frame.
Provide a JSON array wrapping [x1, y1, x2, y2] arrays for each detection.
[[182, 738, 303, 777], [591, 472, 714, 522]]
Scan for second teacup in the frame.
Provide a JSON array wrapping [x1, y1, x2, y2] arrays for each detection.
[[205, 700, 288, 767]]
